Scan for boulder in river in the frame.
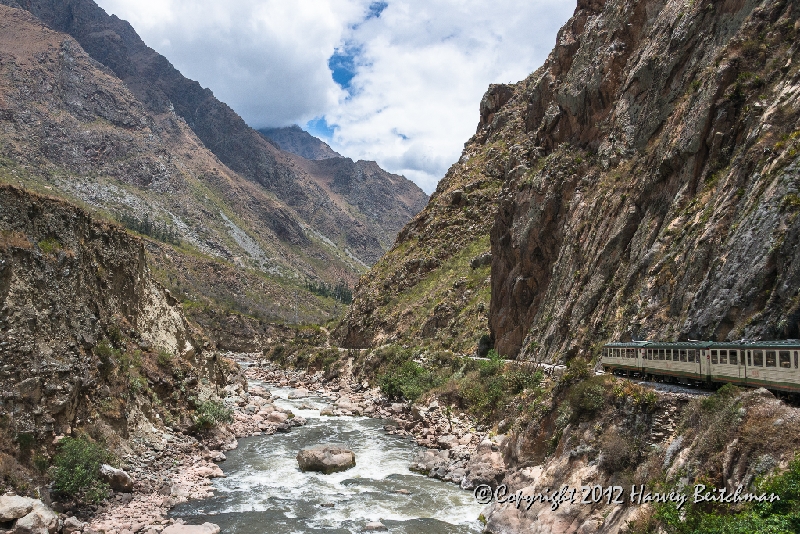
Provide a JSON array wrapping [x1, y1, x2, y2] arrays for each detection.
[[297, 444, 356, 474]]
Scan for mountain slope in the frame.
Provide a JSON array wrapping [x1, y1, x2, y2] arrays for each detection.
[[340, 0, 800, 363], [0, 5, 347, 327], [1, 0, 428, 267]]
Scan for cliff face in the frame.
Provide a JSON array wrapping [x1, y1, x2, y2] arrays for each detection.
[[341, 0, 800, 360], [1, 0, 427, 268], [0, 185, 231, 480], [489, 0, 800, 359]]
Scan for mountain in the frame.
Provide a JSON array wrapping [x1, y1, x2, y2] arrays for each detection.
[[339, 0, 800, 362], [0, 0, 427, 337], [259, 125, 341, 161]]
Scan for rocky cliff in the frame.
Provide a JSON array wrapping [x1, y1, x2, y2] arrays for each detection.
[[341, 0, 800, 362], [0, 184, 233, 495], [488, 0, 800, 359]]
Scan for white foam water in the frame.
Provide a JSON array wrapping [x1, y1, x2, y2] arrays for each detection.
[[172, 385, 486, 533]]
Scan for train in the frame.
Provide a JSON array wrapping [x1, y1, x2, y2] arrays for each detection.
[[600, 340, 800, 396]]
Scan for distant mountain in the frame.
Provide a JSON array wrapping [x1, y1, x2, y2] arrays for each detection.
[[0, 0, 427, 337], [259, 125, 341, 160], [0, 0, 427, 268]]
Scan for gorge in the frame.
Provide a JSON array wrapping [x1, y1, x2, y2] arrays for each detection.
[[1, 0, 800, 533]]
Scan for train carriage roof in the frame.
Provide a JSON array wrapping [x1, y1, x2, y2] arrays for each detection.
[[603, 340, 800, 349]]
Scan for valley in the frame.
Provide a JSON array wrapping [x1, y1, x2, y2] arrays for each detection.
[[1, 0, 799, 533]]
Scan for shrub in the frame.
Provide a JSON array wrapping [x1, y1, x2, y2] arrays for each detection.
[[193, 400, 233, 430], [568, 376, 607, 420], [51, 436, 113, 503], [157, 350, 173, 366], [379, 360, 440, 402]]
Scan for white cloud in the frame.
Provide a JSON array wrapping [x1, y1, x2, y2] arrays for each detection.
[[94, 0, 574, 193]]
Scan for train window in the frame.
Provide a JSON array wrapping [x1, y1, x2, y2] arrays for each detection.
[[658, 349, 665, 360], [628, 348, 635, 359], [729, 350, 738, 365], [680, 349, 687, 362], [796, 351, 799, 369], [647, 349, 653, 360], [666, 350, 672, 361], [766, 351, 776, 367], [754, 350, 763, 366], [720, 350, 727, 364], [779, 351, 791, 368], [711, 350, 718, 364]]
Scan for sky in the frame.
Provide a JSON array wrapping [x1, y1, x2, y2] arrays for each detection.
[[94, 0, 575, 193]]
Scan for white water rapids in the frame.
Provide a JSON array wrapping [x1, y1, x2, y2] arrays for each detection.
[[171, 384, 486, 533]]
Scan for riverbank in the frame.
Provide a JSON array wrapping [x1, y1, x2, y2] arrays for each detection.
[[80, 354, 493, 533]]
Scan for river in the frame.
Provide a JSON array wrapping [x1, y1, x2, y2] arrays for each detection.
[[171, 384, 486, 533]]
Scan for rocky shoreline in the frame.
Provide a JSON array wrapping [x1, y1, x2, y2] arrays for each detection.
[[9, 354, 500, 534]]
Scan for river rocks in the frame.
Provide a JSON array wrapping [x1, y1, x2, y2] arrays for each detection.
[[62, 516, 85, 534], [363, 521, 387, 531], [99, 464, 134, 492], [0, 495, 37, 521], [335, 396, 362, 414], [162, 522, 220, 534], [297, 445, 356, 474], [7, 500, 58, 534], [288, 388, 309, 399], [267, 412, 288, 423]]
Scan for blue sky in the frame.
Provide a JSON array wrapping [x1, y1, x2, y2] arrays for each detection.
[[94, 0, 575, 193]]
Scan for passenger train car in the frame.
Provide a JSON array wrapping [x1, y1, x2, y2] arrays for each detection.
[[601, 340, 800, 395]]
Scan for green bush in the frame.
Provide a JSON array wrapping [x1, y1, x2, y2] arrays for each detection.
[[157, 350, 173, 366], [193, 400, 233, 430], [51, 436, 113, 503], [568, 377, 607, 420], [653, 455, 800, 533], [379, 360, 441, 402]]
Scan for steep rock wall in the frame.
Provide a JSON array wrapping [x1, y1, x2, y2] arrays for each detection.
[[0, 184, 210, 447], [487, 0, 800, 359]]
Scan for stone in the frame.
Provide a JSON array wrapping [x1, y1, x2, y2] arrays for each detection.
[[161, 523, 220, 534], [437, 435, 458, 449], [0, 495, 37, 520], [12, 501, 58, 534], [288, 388, 309, 399], [320, 406, 335, 416], [99, 464, 134, 492], [297, 445, 356, 474], [267, 412, 288, 423], [62, 516, 85, 534], [363, 522, 387, 531]]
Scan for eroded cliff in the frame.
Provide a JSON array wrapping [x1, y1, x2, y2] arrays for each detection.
[[0, 184, 233, 494]]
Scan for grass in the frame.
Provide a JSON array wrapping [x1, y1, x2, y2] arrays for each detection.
[[192, 400, 233, 431]]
